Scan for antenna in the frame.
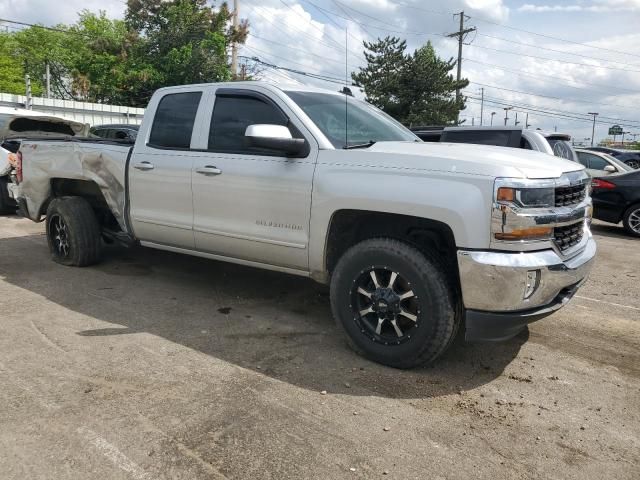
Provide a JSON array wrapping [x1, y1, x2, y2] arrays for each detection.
[[344, 27, 348, 148]]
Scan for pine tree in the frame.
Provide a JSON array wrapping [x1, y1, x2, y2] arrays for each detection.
[[351, 37, 407, 120], [353, 37, 468, 126]]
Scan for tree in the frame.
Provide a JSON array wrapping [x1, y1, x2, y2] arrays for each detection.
[[351, 37, 407, 120], [0, 1, 248, 106], [352, 37, 468, 126], [400, 41, 468, 126], [124, 0, 248, 106]]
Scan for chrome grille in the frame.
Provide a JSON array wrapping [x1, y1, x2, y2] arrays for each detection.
[[554, 223, 584, 252], [555, 184, 586, 207]]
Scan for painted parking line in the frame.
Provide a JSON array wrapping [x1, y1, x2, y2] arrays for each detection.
[[575, 295, 640, 312]]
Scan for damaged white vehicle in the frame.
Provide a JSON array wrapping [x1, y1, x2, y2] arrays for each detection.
[[0, 107, 88, 214], [9, 82, 596, 368]]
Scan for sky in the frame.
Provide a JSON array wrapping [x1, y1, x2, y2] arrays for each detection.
[[1, 0, 639, 144]]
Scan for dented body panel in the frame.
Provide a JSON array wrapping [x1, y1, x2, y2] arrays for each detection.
[[18, 140, 131, 231]]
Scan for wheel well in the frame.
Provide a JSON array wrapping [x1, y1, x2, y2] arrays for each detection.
[[325, 210, 460, 288], [47, 179, 120, 231]]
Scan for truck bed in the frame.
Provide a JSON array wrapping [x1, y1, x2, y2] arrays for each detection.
[[18, 138, 133, 231]]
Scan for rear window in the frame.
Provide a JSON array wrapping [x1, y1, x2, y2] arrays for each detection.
[[441, 130, 517, 147], [546, 138, 577, 161], [149, 92, 202, 149], [9, 118, 75, 136]]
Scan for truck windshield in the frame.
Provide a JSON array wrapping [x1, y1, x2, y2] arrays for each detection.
[[285, 91, 418, 148]]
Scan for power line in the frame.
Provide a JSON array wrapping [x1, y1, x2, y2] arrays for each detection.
[[466, 43, 640, 74], [468, 15, 640, 60], [468, 93, 640, 127], [476, 32, 638, 69], [463, 58, 640, 95], [468, 81, 638, 112]]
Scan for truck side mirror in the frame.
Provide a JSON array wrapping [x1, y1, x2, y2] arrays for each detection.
[[244, 124, 307, 157]]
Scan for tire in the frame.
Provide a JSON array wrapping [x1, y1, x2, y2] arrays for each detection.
[[0, 177, 16, 215], [622, 204, 640, 238], [45, 196, 102, 266], [330, 238, 460, 369]]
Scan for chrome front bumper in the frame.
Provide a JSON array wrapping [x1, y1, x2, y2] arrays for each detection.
[[458, 235, 596, 313]]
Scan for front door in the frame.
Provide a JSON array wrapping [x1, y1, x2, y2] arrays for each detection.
[[191, 88, 317, 270], [129, 90, 204, 248]]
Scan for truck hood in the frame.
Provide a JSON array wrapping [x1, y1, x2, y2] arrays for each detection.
[[0, 107, 89, 140], [363, 141, 584, 179]]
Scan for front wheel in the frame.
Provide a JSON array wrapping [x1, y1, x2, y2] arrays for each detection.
[[622, 204, 640, 237], [46, 197, 103, 266], [330, 238, 460, 368]]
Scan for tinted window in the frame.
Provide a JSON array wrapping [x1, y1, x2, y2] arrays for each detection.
[[92, 128, 107, 138], [209, 95, 289, 153], [442, 130, 512, 147], [589, 155, 609, 170], [149, 92, 202, 149], [576, 151, 591, 168]]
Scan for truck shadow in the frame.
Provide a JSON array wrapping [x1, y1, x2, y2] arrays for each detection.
[[0, 234, 527, 399]]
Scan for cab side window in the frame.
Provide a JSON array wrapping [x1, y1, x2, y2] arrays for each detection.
[[149, 92, 202, 149], [208, 94, 289, 154]]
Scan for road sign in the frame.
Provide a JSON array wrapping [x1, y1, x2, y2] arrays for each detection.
[[609, 125, 623, 136]]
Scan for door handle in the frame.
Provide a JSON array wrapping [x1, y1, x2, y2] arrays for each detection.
[[196, 165, 222, 176], [133, 161, 154, 171]]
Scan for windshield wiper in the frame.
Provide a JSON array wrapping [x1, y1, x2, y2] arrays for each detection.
[[343, 140, 376, 150]]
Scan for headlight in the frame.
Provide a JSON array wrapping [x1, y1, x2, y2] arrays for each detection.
[[493, 178, 556, 242]]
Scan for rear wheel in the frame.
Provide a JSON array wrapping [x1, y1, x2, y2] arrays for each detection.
[[330, 238, 459, 368], [622, 204, 640, 237], [46, 197, 102, 266]]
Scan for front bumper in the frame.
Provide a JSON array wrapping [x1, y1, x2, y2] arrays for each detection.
[[458, 235, 596, 341]]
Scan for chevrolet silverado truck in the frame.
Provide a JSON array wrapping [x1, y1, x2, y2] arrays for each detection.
[[9, 82, 596, 368]]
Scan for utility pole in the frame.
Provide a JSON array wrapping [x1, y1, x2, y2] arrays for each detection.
[[622, 131, 629, 145], [24, 75, 32, 110], [479, 87, 484, 126], [490, 111, 496, 126], [231, 0, 239, 79], [45, 61, 51, 99], [514, 112, 520, 126], [525, 113, 531, 129], [503, 106, 512, 126], [588, 112, 598, 147], [447, 11, 476, 116]]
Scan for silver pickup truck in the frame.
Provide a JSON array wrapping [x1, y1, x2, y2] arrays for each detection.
[[10, 82, 596, 368]]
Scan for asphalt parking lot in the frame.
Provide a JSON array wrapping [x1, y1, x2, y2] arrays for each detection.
[[0, 215, 638, 479]]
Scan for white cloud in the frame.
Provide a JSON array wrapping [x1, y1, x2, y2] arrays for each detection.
[[519, 1, 640, 13]]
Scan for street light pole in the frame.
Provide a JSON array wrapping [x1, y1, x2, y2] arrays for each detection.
[[622, 131, 630, 145], [503, 106, 513, 126], [588, 112, 598, 147], [490, 112, 495, 126]]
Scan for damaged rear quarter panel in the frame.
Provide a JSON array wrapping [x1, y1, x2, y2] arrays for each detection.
[[19, 141, 131, 231]]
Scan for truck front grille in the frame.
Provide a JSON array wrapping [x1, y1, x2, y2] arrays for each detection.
[[554, 222, 584, 252], [555, 184, 586, 207]]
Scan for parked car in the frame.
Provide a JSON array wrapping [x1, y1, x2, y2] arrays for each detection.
[[9, 82, 595, 368], [575, 148, 633, 176], [90, 124, 139, 142], [0, 107, 88, 214], [411, 126, 578, 162], [583, 147, 640, 169], [591, 170, 640, 237]]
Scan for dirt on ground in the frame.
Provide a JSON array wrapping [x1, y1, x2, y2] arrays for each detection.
[[0, 216, 638, 479]]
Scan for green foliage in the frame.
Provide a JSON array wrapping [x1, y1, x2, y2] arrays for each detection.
[[352, 37, 469, 126], [0, 0, 247, 106]]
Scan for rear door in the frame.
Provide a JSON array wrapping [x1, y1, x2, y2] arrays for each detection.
[[128, 89, 205, 248], [190, 87, 317, 270]]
